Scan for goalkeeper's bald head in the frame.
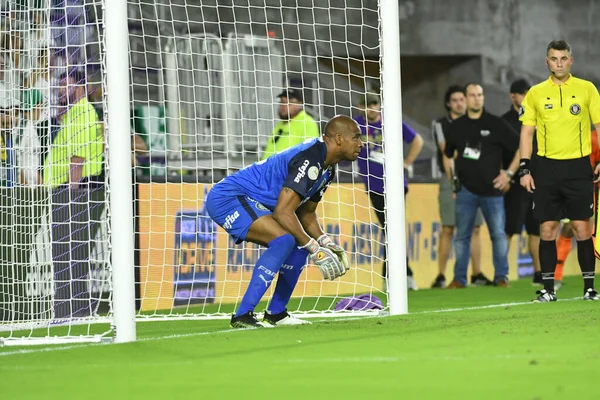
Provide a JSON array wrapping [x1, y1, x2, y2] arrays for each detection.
[[324, 115, 359, 139], [322, 115, 363, 163]]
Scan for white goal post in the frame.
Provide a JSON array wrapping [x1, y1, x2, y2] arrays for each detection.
[[0, 0, 405, 346]]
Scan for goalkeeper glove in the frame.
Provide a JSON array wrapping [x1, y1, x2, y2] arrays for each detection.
[[302, 238, 346, 280], [317, 234, 350, 273]]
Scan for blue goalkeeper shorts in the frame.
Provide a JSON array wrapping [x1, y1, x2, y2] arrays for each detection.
[[206, 183, 272, 244]]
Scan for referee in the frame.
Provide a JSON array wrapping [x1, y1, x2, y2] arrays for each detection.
[[519, 39, 600, 302]]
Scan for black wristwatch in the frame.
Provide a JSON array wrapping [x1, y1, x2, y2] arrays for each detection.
[[518, 158, 531, 178], [518, 168, 531, 178]]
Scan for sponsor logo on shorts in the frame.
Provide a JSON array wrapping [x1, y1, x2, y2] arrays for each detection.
[[294, 160, 311, 183], [223, 210, 240, 230], [245, 197, 269, 211], [570, 103, 581, 115], [480, 130, 490, 137]]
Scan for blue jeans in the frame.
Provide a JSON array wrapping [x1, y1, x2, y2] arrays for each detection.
[[453, 187, 509, 285]]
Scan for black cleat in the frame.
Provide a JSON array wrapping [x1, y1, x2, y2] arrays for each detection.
[[583, 288, 599, 301], [230, 312, 273, 329], [532, 289, 557, 303], [471, 272, 494, 286], [431, 274, 446, 289]]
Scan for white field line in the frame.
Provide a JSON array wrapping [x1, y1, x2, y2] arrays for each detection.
[[411, 296, 580, 314], [282, 353, 558, 364], [0, 297, 581, 358]]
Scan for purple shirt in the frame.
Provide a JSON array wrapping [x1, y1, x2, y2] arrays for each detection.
[[354, 115, 416, 194]]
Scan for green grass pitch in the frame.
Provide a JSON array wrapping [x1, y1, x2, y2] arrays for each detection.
[[1, 276, 598, 400]]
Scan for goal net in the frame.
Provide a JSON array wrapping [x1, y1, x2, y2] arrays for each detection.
[[0, 0, 394, 345], [0, 0, 111, 345]]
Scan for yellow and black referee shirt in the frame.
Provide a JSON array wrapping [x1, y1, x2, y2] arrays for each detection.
[[520, 74, 600, 159]]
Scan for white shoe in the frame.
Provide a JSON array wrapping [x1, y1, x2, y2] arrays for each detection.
[[263, 310, 312, 326], [407, 276, 418, 291]]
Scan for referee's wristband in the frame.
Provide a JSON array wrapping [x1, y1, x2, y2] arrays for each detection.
[[519, 158, 530, 170]]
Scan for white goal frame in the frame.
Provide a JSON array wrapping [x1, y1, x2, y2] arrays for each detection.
[[0, 0, 405, 346]]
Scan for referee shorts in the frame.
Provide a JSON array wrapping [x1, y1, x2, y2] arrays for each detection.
[[504, 183, 539, 236], [532, 156, 594, 223]]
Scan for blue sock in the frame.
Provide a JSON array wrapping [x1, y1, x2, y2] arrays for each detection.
[[235, 234, 296, 317], [268, 247, 309, 315]]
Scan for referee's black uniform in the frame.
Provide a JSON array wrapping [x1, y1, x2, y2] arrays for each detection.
[[501, 107, 539, 238]]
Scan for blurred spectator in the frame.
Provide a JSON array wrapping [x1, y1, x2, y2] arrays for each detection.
[[501, 79, 541, 285], [431, 85, 488, 289], [261, 88, 319, 160], [49, 0, 94, 72], [14, 88, 44, 186], [0, 82, 17, 187], [23, 6, 50, 65], [0, 35, 22, 91], [43, 70, 102, 188], [86, 66, 103, 120], [443, 83, 519, 288], [86, 66, 147, 167], [131, 129, 148, 168], [354, 93, 423, 290]]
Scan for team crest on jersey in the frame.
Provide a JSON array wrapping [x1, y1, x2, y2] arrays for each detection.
[[570, 103, 581, 115], [255, 202, 268, 211], [518, 106, 524, 116], [308, 166, 319, 180]]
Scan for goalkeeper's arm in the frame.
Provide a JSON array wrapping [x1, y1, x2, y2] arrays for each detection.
[[297, 200, 350, 272], [295, 199, 325, 241]]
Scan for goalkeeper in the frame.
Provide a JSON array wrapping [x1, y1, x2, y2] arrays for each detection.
[[206, 115, 361, 329]]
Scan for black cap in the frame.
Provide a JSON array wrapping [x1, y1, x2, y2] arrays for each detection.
[[509, 79, 531, 94], [277, 88, 303, 102]]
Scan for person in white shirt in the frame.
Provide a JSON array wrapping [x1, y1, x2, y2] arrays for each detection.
[[14, 88, 43, 186]]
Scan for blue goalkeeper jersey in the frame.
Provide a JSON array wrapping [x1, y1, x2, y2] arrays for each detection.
[[217, 138, 336, 210]]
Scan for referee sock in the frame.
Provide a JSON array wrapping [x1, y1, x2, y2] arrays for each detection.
[[577, 238, 595, 291], [235, 234, 296, 317], [555, 234, 572, 281], [539, 239, 557, 293]]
